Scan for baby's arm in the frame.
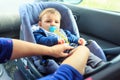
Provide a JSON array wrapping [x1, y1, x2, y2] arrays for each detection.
[[33, 31, 58, 46]]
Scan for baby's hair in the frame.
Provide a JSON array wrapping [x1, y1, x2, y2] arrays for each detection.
[[39, 8, 61, 21]]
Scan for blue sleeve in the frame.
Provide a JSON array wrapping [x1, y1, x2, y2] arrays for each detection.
[[33, 30, 58, 46], [37, 64, 83, 80], [0, 38, 13, 63], [64, 30, 79, 44]]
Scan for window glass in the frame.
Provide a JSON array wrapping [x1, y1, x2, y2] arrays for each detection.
[[77, 0, 120, 12], [16, 0, 120, 13]]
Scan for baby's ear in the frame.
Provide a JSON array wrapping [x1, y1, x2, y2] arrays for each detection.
[[38, 21, 42, 26]]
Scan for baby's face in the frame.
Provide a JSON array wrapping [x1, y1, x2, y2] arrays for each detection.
[[39, 13, 61, 31]]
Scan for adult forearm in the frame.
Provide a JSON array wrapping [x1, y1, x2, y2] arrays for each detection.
[[11, 39, 51, 60], [10, 39, 72, 60]]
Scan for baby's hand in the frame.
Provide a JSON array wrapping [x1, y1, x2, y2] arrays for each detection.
[[58, 39, 65, 44], [78, 38, 86, 46]]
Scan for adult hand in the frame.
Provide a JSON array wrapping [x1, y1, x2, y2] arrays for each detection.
[[49, 44, 74, 58]]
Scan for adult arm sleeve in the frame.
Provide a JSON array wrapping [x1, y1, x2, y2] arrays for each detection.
[[0, 38, 13, 63], [38, 64, 83, 80]]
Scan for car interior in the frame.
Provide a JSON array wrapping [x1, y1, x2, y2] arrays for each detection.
[[0, 0, 120, 80]]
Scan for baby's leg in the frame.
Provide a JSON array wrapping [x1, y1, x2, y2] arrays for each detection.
[[86, 40, 107, 61], [87, 53, 105, 68], [85, 65, 94, 74]]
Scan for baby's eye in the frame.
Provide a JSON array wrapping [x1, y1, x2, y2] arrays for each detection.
[[46, 21, 51, 23], [55, 21, 59, 23]]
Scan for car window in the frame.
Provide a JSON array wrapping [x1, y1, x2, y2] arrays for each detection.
[[34, 0, 120, 13], [67, 0, 120, 13], [80, 0, 120, 12]]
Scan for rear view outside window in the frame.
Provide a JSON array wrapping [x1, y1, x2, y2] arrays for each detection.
[[78, 0, 120, 13]]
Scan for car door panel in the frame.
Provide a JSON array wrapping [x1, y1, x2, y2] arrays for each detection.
[[65, 4, 120, 49]]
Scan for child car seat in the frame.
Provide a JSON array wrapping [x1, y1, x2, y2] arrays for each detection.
[[15, 1, 80, 80], [15, 1, 107, 80]]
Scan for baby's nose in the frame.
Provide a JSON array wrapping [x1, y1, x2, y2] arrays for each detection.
[[50, 22, 55, 25]]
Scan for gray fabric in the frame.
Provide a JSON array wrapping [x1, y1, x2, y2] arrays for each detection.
[[87, 40, 107, 61], [87, 53, 102, 68], [85, 65, 94, 74], [34, 59, 59, 74]]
